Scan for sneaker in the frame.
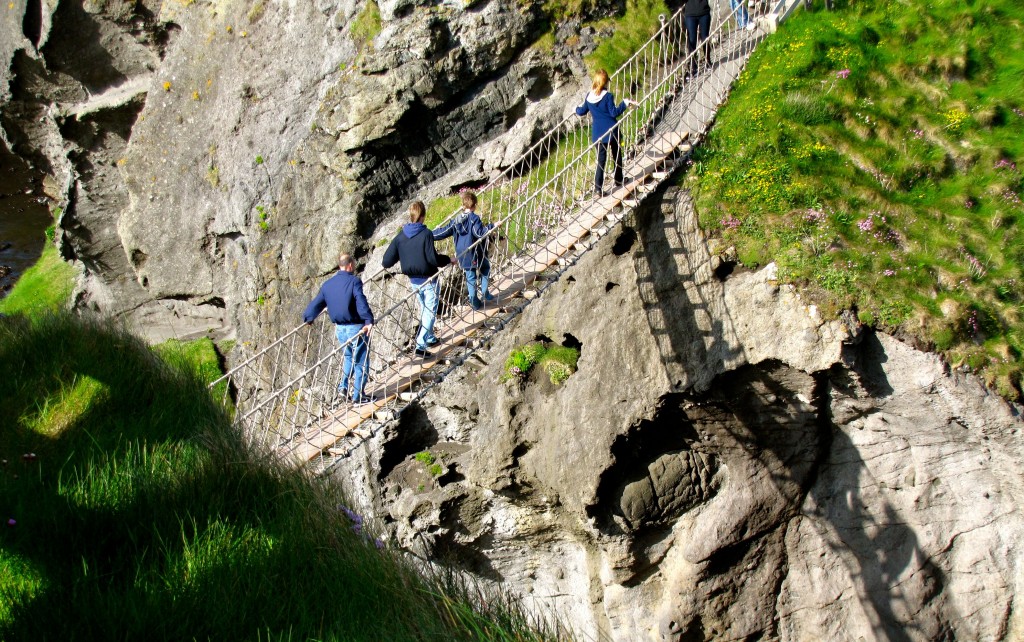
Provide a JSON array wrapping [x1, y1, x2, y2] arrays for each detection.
[[470, 298, 483, 311], [413, 347, 433, 358], [354, 395, 376, 405], [746, 22, 756, 31], [483, 292, 496, 302], [425, 337, 440, 347]]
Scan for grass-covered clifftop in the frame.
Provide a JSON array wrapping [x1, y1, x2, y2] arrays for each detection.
[[692, 0, 1024, 400], [0, 314, 559, 641]]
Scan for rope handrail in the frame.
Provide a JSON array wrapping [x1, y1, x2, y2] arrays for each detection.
[[212, 8, 687, 388], [212, 2, 768, 467]]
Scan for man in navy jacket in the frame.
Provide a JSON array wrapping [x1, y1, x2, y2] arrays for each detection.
[[303, 253, 375, 403], [382, 200, 452, 357]]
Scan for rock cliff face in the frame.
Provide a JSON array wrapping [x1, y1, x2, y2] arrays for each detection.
[[1, 0, 586, 342], [332, 185, 1024, 641], [5, 3, 1023, 640]]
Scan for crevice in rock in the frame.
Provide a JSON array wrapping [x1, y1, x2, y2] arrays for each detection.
[[41, 1, 128, 94], [525, 68, 553, 102], [378, 403, 439, 481], [22, 0, 43, 47], [588, 394, 712, 535], [561, 332, 582, 351], [712, 259, 736, 281], [605, 281, 618, 292], [612, 226, 636, 256], [448, 177, 488, 194]]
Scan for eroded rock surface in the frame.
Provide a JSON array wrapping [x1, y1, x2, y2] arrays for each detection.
[[333, 184, 1024, 641], [1, 0, 586, 343]]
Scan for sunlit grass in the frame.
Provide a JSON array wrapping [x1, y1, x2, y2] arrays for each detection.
[[692, 0, 1024, 400], [0, 314, 564, 640], [0, 242, 74, 317]]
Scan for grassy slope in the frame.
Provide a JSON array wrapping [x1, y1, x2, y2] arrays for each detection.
[[0, 314, 559, 641], [692, 0, 1024, 400], [0, 242, 74, 316]]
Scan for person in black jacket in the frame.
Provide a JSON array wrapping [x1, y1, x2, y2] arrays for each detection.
[[684, 0, 712, 79], [382, 201, 452, 357], [303, 253, 375, 403]]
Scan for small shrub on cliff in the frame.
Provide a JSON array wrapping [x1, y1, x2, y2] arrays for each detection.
[[350, 0, 382, 46], [502, 341, 579, 385]]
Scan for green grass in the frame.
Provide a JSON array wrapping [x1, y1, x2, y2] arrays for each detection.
[[503, 341, 580, 385], [692, 0, 1024, 400], [350, 0, 382, 46], [585, 0, 669, 76], [0, 314, 564, 640], [0, 242, 74, 317]]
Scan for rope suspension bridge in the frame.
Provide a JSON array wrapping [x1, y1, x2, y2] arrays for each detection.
[[210, 0, 794, 472]]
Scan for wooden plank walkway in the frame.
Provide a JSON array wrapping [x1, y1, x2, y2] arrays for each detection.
[[278, 127, 693, 463], [280, 28, 761, 463]]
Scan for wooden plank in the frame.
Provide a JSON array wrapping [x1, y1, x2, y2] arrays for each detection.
[[283, 126, 697, 462]]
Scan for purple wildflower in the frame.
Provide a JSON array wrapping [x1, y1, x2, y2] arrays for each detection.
[[883, 269, 896, 277], [721, 215, 742, 230], [857, 218, 874, 232], [804, 208, 826, 224], [6, 519, 15, 527], [375, 538, 385, 550], [836, 69, 851, 79], [910, 128, 925, 139], [994, 159, 1017, 171]]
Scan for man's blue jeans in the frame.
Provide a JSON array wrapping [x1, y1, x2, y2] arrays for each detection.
[[335, 324, 369, 399], [730, 0, 750, 27], [465, 259, 491, 308], [413, 280, 439, 349]]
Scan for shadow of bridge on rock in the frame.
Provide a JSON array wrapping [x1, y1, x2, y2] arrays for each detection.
[[622, 183, 958, 641]]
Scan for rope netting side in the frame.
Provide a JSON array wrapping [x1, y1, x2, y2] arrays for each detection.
[[212, 3, 766, 461]]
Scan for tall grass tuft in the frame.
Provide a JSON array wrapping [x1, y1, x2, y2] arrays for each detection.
[[0, 313, 563, 640]]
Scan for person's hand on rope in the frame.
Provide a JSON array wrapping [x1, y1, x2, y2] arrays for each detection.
[[361, 324, 373, 336]]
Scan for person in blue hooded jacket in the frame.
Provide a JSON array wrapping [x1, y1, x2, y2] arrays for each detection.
[[433, 191, 495, 311], [575, 69, 635, 197], [382, 201, 452, 358]]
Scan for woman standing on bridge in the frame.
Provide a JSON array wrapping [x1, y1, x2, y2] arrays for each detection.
[[576, 69, 636, 198]]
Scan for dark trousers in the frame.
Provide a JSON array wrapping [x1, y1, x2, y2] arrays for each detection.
[[685, 14, 711, 76], [596, 135, 623, 194]]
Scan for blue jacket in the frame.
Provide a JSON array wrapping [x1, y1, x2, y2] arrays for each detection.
[[381, 222, 451, 285], [575, 90, 628, 143], [302, 270, 373, 326], [433, 209, 493, 270]]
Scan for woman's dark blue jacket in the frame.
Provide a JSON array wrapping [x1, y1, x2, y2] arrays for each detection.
[[576, 90, 628, 143]]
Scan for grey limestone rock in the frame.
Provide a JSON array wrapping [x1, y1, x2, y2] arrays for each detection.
[[330, 182, 1024, 641]]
